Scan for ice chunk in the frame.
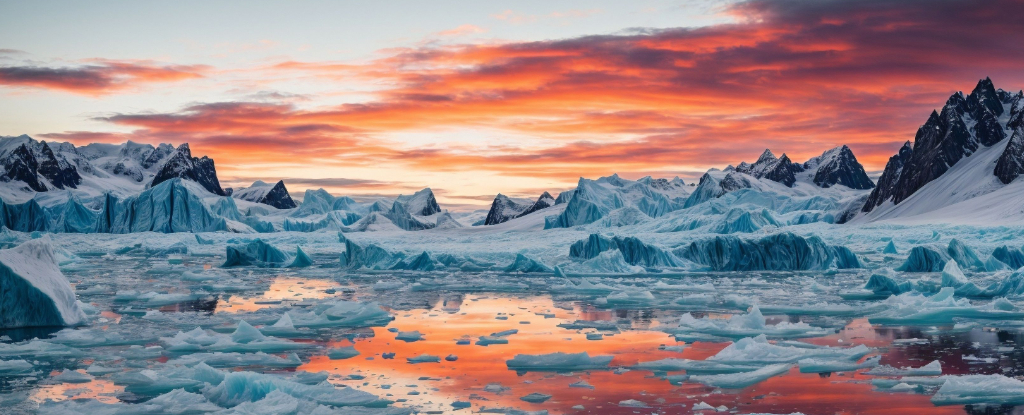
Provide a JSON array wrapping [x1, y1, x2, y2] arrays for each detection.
[[503, 254, 553, 273], [993, 246, 1024, 269], [940, 261, 969, 288], [51, 369, 94, 383], [162, 322, 313, 354], [0, 239, 85, 328], [896, 246, 949, 272], [288, 301, 393, 329], [395, 331, 424, 342], [168, 352, 303, 369], [203, 370, 385, 407], [865, 360, 942, 376], [328, 346, 360, 360], [931, 374, 1024, 406], [287, 246, 314, 268], [0, 359, 33, 375], [690, 363, 792, 389], [406, 354, 440, 363], [707, 334, 870, 365], [222, 239, 293, 268], [664, 306, 831, 340], [520, 392, 552, 403], [618, 399, 648, 407], [883, 240, 898, 254], [798, 355, 880, 373], [506, 352, 613, 372], [869, 288, 1024, 325]]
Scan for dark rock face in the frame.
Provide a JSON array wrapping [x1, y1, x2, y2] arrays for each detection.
[[805, 145, 875, 190], [862, 78, 1015, 213], [518, 192, 555, 218], [484, 194, 530, 225], [863, 142, 913, 212], [149, 143, 226, 196], [484, 192, 555, 225], [995, 128, 1024, 184], [735, 149, 804, 187], [0, 139, 82, 192], [260, 181, 297, 209]]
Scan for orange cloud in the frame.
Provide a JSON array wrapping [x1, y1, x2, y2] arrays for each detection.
[[39, 0, 1024, 196]]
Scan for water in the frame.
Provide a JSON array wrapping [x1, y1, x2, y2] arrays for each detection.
[[3, 253, 1023, 414]]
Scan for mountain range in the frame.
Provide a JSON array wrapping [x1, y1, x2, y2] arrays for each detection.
[[1, 78, 1022, 233]]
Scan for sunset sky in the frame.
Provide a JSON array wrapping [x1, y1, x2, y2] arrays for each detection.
[[3, 0, 1024, 208]]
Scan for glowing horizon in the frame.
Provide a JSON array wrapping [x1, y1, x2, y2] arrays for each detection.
[[3, 0, 1024, 208]]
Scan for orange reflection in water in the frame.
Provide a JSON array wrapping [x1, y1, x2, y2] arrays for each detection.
[[216, 276, 344, 313], [299, 295, 964, 414], [30, 376, 123, 404]]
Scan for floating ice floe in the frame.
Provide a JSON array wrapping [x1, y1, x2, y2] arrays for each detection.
[[865, 359, 942, 376], [663, 306, 832, 341], [868, 288, 1024, 325], [798, 355, 880, 373], [931, 374, 1024, 406], [286, 301, 393, 329], [161, 321, 314, 354], [506, 352, 614, 372], [690, 363, 793, 389]]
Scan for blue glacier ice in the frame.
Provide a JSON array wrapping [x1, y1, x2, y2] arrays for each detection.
[[222, 239, 293, 268], [993, 245, 1024, 269], [883, 240, 898, 254], [0, 198, 48, 232], [569, 234, 685, 268], [504, 253, 553, 273], [896, 246, 950, 272], [674, 232, 860, 271], [341, 239, 405, 270], [109, 179, 229, 233], [0, 239, 86, 329]]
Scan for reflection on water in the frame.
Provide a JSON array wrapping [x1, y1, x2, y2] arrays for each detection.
[[8, 264, 1024, 414]]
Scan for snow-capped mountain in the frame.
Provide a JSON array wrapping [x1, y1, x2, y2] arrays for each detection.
[[484, 193, 554, 225], [0, 135, 83, 192], [858, 78, 1024, 223], [232, 180, 297, 209], [732, 146, 873, 190], [149, 143, 226, 196], [394, 188, 441, 217]]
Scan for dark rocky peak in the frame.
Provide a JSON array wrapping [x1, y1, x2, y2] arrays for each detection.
[[263, 180, 297, 209], [0, 136, 82, 192], [517, 191, 556, 218], [149, 143, 226, 196], [970, 77, 1003, 116], [863, 141, 913, 212], [804, 145, 875, 190], [484, 193, 532, 225], [142, 143, 175, 169], [756, 149, 776, 164], [759, 153, 803, 187], [36, 141, 82, 190]]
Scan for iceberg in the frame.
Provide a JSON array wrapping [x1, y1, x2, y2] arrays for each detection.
[[674, 232, 860, 271], [883, 240, 898, 254], [569, 234, 685, 268], [897, 246, 949, 272], [109, 179, 230, 233], [503, 253, 553, 273], [993, 245, 1024, 269], [341, 239, 405, 270], [222, 239, 293, 268], [0, 239, 85, 328]]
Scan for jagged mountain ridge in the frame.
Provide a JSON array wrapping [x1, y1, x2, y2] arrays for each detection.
[[864, 78, 1023, 213], [232, 180, 297, 209], [857, 78, 1024, 223]]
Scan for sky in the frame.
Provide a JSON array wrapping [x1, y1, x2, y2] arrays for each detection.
[[2, 0, 1024, 209]]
